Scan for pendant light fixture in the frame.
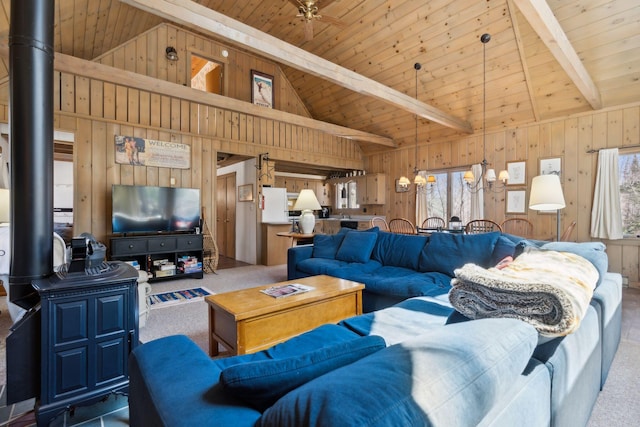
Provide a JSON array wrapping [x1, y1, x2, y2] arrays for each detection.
[[465, 33, 508, 193], [399, 62, 432, 188], [412, 63, 429, 187]]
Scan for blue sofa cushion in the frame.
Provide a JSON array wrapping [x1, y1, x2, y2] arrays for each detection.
[[335, 231, 378, 263], [258, 318, 538, 427], [312, 233, 346, 259], [296, 258, 350, 276], [369, 272, 452, 298], [371, 231, 429, 270], [541, 241, 608, 286], [419, 231, 501, 276], [220, 335, 386, 411]]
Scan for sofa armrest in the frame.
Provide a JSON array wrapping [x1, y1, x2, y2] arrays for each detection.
[[287, 245, 314, 279]]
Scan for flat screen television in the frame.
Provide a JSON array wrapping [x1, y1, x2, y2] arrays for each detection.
[[112, 185, 200, 234]]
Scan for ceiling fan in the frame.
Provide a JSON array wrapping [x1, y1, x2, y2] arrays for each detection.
[[287, 0, 344, 41]]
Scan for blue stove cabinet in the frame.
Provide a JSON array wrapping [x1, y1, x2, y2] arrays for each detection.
[[32, 261, 139, 426]]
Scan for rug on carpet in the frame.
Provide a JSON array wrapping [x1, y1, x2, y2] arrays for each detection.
[[148, 287, 214, 308]]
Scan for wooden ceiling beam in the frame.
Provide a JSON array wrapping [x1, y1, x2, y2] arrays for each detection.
[[0, 43, 394, 147], [120, 0, 474, 134], [512, 0, 602, 110]]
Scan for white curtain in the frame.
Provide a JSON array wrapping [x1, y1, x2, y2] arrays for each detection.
[[469, 163, 484, 220], [590, 148, 623, 239], [415, 171, 428, 227]]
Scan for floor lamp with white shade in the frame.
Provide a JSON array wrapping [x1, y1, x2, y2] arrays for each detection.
[[293, 189, 321, 234], [529, 174, 566, 241]]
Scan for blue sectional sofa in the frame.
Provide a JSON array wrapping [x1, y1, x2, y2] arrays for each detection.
[[288, 228, 514, 312], [129, 228, 622, 427]]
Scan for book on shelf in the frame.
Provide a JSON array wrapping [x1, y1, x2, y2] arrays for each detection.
[[158, 263, 176, 271], [260, 283, 315, 298], [154, 269, 176, 278], [124, 260, 140, 270]]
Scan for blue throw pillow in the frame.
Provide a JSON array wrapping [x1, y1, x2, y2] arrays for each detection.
[[541, 241, 608, 286], [335, 231, 378, 263], [419, 231, 501, 276], [220, 335, 386, 412], [312, 234, 346, 259]]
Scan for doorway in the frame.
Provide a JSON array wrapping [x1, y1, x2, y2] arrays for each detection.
[[191, 54, 224, 95], [216, 172, 236, 259]]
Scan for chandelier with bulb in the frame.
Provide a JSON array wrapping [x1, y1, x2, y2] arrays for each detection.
[[398, 63, 436, 189], [464, 33, 509, 193]]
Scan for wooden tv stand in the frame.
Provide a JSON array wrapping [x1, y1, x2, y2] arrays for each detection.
[[110, 233, 204, 282]]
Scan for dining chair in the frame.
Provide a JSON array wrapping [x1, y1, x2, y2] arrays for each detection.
[[500, 218, 534, 238], [421, 217, 446, 230], [370, 217, 390, 232], [560, 220, 577, 241], [388, 218, 417, 234], [465, 219, 503, 234]]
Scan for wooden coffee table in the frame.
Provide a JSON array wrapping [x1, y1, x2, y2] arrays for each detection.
[[205, 275, 365, 356]]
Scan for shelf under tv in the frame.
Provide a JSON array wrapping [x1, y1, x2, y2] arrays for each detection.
[[109, 233, 204, 282]]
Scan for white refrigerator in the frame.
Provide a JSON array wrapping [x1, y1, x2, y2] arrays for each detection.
[[260, 187, 289, 223]]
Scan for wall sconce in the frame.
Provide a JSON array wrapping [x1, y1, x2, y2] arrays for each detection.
[[165, 47, 179, 61], [398, 176, 411, 188]]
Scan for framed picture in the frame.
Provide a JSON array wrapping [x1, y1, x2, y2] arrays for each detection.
[[238, 184, 254, 202], [395, 179, 410, 193], [251, 70, 274, 108], [506, 160, 526, 186], [539, 156, 562, 178], [506, 190, 526, 214]]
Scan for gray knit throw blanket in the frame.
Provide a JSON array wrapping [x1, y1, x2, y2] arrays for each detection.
[[449, 248, 598, 337]]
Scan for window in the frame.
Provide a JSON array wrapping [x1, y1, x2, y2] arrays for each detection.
[[619, 151, 640, 237], [425, 170, 473, 225]]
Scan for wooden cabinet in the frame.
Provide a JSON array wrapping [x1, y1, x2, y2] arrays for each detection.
[[364, 173, 386, 205], [262, 223, 294, 265], [274, 176, 331, 206], [274, 176, 287, 189], [110, 234, 204, 281], [353, 174, 386, 205], [318, 219, 341, 235], [32, 262, 139, 426]]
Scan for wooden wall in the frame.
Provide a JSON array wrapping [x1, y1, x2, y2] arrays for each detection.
[[365, 103, 640, 286], [93, 23, 312, 118], [0, 23, 364, 248]]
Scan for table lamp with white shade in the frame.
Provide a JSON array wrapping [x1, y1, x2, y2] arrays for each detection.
[[0, 188, 9, 225], [529, 174, 565, 241], [293, 189, 321, 234]]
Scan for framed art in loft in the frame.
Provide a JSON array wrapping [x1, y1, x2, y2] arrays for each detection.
[[251, 70, 274, 108]]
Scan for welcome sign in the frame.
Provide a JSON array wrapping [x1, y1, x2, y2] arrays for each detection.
[[114, 135, 191, 169]]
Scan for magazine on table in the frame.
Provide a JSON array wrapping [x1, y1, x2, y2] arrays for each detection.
[[261, 283, 315, 298]]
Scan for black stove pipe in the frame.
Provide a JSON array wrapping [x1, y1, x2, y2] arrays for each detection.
[[9, 0, 55, 309]]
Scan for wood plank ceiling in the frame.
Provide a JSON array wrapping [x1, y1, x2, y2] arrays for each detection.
[[0, 0, 638, 155]]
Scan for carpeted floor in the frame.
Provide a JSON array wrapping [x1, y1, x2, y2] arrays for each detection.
[[139, 264, 287, 353]]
